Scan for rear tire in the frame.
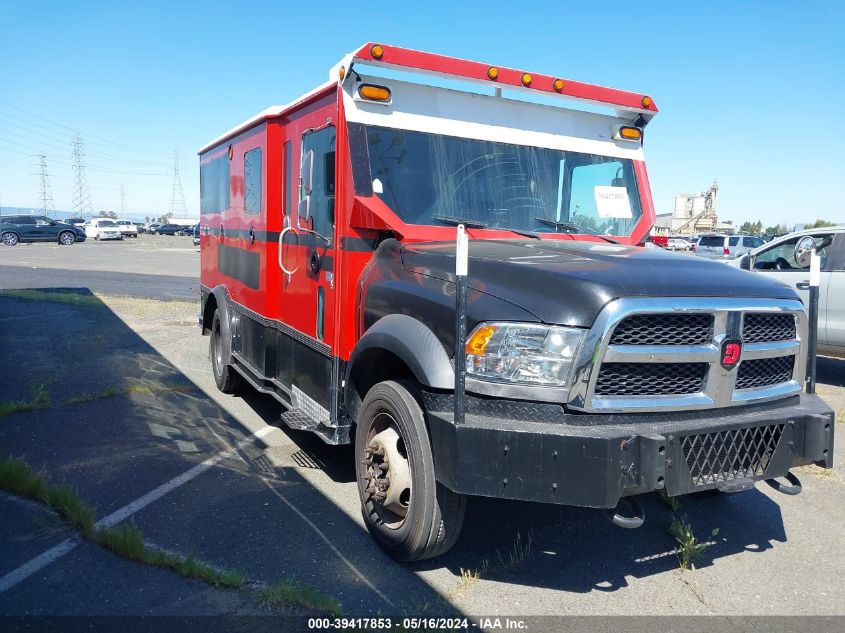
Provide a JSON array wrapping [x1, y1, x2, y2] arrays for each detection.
[[355, 380, 466, 561], [2, 232, 19, 246], [210, 309, 243, 393]]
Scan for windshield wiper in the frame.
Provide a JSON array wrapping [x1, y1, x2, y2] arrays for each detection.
[[432, 216, 488, 229], [534, 217, 620, 244], [502, 227, 540, 240]]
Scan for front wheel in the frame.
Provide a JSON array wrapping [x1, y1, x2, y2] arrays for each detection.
[[356, 380, 466, 562], [58, 231, 76, 245], [2, 232, 19, 246]]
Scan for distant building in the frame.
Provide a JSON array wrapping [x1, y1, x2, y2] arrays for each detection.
[[654, 181, 720, 235]]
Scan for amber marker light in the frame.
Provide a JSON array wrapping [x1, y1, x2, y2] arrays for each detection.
[[521, 73, 532, 87], [641, 95, 653, 108], [466, 325, 497, 355], [553, 78, 564, 92], [338, 66, 346, 80], [617, 126, 643, 141], [357, 84, 392, 101], [370, 44, 384, 59], [227, 145, 233, 160], [486, 66, 499, 80]]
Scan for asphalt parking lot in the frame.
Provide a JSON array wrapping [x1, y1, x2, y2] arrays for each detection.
[[1, 240, 843, 625]]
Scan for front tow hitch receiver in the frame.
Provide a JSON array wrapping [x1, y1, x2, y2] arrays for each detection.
[[764, 470, 802, 496], [605, 496, 645, 529]]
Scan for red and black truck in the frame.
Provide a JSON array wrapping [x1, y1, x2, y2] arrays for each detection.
[[198, 43, 834, 561]]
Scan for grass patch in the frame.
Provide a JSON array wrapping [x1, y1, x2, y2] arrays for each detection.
[[669, 514, 719, 570], [96, 522, 245, 589], [67, 382, 195, 405], [0, 456, 94, 538], [0, 289, 103, 307], [795, 464, 835, 479], [0, 381, 52, 418], [258, 579, 342, 617], [495, 529, 533, 568]]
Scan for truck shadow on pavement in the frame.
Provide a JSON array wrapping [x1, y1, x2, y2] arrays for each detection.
[[0, 289, 461, 616]]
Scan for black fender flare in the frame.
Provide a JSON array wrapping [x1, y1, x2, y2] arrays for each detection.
[[344, 314, 454, 421]]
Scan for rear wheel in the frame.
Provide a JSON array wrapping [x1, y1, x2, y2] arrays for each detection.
[[58, 231, 76, 245], [2, 232, 19, 246], [356, 380, 466, 561], [210, 309, 243, 393]]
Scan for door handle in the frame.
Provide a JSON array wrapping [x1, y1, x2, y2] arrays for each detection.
[[278, 226, 298, 276], [797, 281, 810, 290]]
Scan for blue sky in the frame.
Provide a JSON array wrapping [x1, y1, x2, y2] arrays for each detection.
[[1, 0, 842, 226]]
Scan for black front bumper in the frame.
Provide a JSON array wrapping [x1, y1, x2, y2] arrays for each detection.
[[425, 393, 834, 509]]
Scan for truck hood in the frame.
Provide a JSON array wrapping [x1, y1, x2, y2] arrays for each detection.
[[400, 239, 800, 327]]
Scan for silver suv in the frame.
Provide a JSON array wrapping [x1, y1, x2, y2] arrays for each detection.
[[695, 233, 764, 260]]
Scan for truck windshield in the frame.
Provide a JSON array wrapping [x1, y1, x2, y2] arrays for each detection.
[[360, 125, 643, 237]]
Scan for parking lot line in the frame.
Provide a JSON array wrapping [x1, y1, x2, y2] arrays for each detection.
[[0, 426, 275, 595]]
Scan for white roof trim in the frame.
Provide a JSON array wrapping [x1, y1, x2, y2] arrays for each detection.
[[197, 80, 336, 155]]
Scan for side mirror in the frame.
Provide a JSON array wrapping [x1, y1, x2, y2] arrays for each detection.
[[794, 236, 815, 268], [739, 254, 752, 270], [300, 149, 314, 196], [298, 195, 310, 221]]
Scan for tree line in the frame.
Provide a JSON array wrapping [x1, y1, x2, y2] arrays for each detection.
[[737, 219, 837, 236]]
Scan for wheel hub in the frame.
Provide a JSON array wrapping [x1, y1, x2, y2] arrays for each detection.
[[362, 425, 411, 523]]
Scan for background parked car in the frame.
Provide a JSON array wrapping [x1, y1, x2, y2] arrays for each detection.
[[116, 220, 139, 238], [177, 224, 195, 236], [155, 223, 182, 235], [0, 215, 86, 246], [694, 233, 764, 260], [147, 222, 162, 234], [85, 218, 124, 241], [667, 237, 693, 251], [64, 218, 87, 229], [192, 224, 200, 246], [731, 226, 845, 356]]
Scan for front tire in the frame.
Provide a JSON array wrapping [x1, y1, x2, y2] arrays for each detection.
[[210, 309, 243, 393], [356, 380, 466, 562], [2, 232, 19, 246], [58, 231, 76, 245]]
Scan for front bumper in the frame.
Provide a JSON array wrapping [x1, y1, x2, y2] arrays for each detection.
[[425, 393, 834, 509]]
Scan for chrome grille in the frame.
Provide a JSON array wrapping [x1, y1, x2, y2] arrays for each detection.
[[570, 298, 807, 413], [736, 356, 795, 390], [594, 362, 707, 397], [742, 313, 796, 343], [610, 313, 713, 346], [681, 424, 784, 486]]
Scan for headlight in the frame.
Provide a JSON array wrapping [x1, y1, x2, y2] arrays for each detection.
[[465, 322, 585, 387]]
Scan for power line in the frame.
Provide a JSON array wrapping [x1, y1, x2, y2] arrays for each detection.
[[36, 154, 55, 215], [71, 134, 94, 215], [168, 147, 187, 217]]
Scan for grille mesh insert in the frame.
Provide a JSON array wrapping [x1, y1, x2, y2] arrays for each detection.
[[594, 362, 707, 397], [610, 313, 714, 346], [681, 424, 784, 486], [742, 313, 796, 343], [736, 356, 794, 390]]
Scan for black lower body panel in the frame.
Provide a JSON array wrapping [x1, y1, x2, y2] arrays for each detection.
[[424, 393, 834, 509]]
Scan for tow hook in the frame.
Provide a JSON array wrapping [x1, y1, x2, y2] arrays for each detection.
[[764, 470, 802, 496], [605, 496, 645, 529]]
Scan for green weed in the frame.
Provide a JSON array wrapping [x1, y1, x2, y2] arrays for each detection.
[[258, 579, 343, 617]]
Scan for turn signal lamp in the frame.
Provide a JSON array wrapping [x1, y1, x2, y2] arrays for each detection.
[[616, 126, 642, 141], [357, 84, 392, 102], [486, 66, 499, 80], [553, 79, 564, 92], [338, 66, 346, 80], [466, 325, 497, 355], [520, 73, 532, 87], [370, 44, 384, 60], [641, 96, 652, 108]]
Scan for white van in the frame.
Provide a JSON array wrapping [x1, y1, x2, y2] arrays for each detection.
[[85, 219, 124, 241]]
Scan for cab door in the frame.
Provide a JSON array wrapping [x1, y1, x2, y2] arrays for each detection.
[[277, 121, 339, 420]]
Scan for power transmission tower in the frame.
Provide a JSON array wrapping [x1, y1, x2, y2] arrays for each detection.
[[36, 153, 55, 216], [120, 184, 126, 215], [168, 147, 187, 218], [71, 134, 94, 217]]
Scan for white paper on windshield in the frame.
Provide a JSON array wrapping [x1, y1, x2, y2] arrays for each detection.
[[372, 178, 384, 194], [594, 186, 632, 219]]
